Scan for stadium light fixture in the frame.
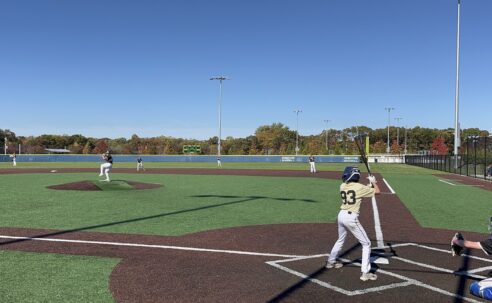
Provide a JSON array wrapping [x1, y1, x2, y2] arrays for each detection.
[[210, 76, 230, 160]]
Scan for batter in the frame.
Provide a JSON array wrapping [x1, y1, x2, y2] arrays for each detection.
[[326, 166, 380, 281]]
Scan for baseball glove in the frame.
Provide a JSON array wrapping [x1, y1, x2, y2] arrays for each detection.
[[451, 232, 464, 257]]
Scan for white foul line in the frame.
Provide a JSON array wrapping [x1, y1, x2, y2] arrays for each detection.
[[439, 179, 457, 186], [382, 178, 396, 194], [371, 196, 385, 248], [0, 235, 303, 258]]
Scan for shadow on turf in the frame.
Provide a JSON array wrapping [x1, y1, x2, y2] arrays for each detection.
[[0, 194, 313, 248], [192, 194, 317, 203]]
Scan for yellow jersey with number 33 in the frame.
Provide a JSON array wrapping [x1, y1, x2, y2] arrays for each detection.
[[339, 182, 375, 214]]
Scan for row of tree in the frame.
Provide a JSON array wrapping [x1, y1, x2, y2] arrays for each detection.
[[1, 125, 489, 156]]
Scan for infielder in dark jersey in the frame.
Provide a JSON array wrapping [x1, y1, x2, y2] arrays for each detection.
[[137, 156, 145, 171]]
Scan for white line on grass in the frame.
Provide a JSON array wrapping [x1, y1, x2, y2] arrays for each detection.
[[439, 179, 457, 186], [439, 179, 484, 187], [382, 178, 396, 194], [0, 235, 304, 258]]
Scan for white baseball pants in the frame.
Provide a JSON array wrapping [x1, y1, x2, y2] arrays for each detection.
[[310, 162, 316, 173], [328, 209, 372, 273], [100, 163, 112, 180]]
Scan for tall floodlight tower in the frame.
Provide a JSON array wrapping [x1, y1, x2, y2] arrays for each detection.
[[324, 119, 331, 151], [210, 76, 229, 160], [385, 107, 395, 153], [454, 0, 462, 169], [294, 109, 302, 155], [395, 117, 404, 148]]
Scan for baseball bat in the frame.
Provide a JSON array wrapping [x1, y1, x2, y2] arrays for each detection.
[[354, 135, 372, 176]]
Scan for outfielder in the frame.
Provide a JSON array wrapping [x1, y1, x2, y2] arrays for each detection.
[[326, 166, 380, 281], [11, 153, 16, 167], [309, 155, 316, 173], [99, 151, 113, 182]]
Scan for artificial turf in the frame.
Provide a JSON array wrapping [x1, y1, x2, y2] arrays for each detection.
[[0, 250, 118, 303], [0, 172, 341, 236]]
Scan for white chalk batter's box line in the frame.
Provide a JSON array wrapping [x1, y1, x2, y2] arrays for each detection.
[[266, 243, 492, 303]]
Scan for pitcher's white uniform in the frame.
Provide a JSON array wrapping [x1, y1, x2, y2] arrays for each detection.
[[328, 180, 375, 275], [99, 152, 113, 181]]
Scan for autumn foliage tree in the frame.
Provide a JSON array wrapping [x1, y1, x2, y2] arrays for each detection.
[[430, 137, 449, 155]]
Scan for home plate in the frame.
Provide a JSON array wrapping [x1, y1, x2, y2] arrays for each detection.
[[370, 256, 389, 264]]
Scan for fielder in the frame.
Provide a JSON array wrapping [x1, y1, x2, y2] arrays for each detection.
[[326, 166, 380, 281], [309, 155, 316, 173], [137, 156, 145, 171], [99, 151, 113, 182], [217, 156, 222, 168], [11, 153, 16, 167]]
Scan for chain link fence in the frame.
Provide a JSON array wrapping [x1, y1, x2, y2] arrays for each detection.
[[405, 136, 492, 180]]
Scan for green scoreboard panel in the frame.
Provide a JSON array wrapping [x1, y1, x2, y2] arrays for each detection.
[[183, 145, 201, 154]]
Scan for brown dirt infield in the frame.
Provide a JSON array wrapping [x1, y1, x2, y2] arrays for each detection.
[[1, 168, 491, 302]]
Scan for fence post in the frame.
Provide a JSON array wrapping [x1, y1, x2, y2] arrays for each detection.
[[485, 136, 488, 179]]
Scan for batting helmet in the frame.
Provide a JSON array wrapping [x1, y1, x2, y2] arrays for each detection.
[[342, 166, 360, 183]]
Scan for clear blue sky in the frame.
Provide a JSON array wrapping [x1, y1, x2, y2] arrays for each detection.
[[1, 0, 490, 139]]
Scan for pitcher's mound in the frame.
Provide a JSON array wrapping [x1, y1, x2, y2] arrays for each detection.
[[47, 180, 162, 191]]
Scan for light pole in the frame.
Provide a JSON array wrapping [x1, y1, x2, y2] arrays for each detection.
[[454, 0, 462, 169], [385, 107, 395, 153], [294, 109, 302, 155], [210, 76, 229, 160], [324, 119, 331, 151], [4, 137, 7, 155], [404, 126, 408, 155], [395, 117, 403, 149]]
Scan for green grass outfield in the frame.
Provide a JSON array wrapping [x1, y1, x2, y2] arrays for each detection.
[[0, 250, 118, 303], [1, 162, 491, 302]]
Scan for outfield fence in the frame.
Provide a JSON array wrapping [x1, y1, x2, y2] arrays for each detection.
[[0, 154, 362, 163], [405, 136, 492, 180]]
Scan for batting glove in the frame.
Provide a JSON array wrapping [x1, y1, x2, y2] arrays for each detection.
[[367, 175, 377, 184]]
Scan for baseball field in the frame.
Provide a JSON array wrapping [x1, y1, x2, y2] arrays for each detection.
[[1, 162, 492, 302]]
